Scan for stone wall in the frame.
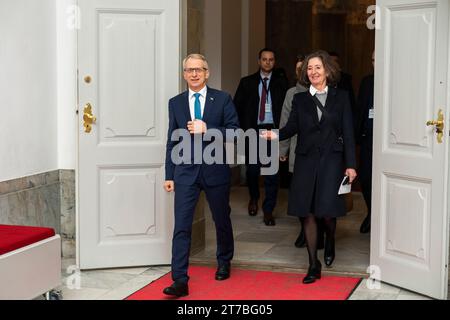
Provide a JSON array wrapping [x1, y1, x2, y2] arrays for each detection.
[[0, 170, 76, 258]]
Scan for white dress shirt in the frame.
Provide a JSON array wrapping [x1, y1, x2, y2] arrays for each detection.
[[188, 86, 207, 121], [309, 85, 329, 96]]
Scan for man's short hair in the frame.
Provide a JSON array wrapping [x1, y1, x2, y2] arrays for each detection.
[[258, 48, 276, 60], [183, 53, 209, 70], [328, 51, 339, 58], [296, 53, 306, 63]]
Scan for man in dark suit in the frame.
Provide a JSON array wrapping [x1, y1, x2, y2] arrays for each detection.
[[233, 48, 289, 226], [355, 51, 375, 234], [163, 54, 240, 297], [329, 52, 357, 117]]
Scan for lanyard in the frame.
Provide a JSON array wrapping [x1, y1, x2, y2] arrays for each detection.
[[260, 77, 270, 97]]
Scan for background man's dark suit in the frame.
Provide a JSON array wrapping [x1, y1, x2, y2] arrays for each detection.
[[337, 71, 356, 117], [233, 69, 288, 223], [234, 70, 288, 131], [165, 87, 239, 284], [355, 74, 374, 233]]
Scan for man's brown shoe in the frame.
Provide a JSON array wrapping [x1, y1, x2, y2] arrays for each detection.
[[248, 200, 258, 216]]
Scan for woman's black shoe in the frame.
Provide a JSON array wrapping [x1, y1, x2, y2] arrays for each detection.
[[302, 261, 322, 284], [324, 237, 335, 267], [360, 215, 371, 233], [294, 229, 306, 248]]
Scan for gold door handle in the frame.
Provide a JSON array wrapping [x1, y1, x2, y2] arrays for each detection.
[[426, 109, 445, 143], [83, 103, 97, 133]]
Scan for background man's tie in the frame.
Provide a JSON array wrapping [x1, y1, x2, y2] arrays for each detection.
[[259, 77, 269, 122]]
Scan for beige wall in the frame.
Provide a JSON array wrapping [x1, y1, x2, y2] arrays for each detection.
[[187, 0, 205, 54], [247, 0, 266, 75], [203, 0, 265, 95], [204, 0, 222, 89], [221, 0, 242, 96]]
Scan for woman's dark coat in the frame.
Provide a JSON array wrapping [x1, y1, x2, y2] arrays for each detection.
[[279, 87, 356, 217]]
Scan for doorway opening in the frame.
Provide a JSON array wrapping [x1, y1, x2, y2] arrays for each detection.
[[190, 0, 375, 277]]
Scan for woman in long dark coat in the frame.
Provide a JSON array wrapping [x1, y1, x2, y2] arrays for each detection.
[[262, 50, 357, 284]]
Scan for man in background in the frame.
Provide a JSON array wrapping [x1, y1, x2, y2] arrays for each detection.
[[234, 48, 289, 226]]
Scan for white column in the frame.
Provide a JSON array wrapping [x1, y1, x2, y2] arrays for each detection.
[[56, 0, 78, 170]]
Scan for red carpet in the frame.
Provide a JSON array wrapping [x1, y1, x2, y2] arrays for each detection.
[[126, 266, 361, 300]]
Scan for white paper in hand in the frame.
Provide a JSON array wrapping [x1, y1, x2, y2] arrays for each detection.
[[338, 176, 351, 195]]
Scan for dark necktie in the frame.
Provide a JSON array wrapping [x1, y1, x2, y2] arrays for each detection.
[[259, 77, 269, 122]]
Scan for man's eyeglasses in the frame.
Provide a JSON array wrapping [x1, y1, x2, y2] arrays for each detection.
[[184, 67, 208, 74]]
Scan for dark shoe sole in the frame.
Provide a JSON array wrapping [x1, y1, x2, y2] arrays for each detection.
[[264, 219, 276, 226], [302, 274, 321, 284], [215, 275, 230, 281], [163, 289, 189, 297]]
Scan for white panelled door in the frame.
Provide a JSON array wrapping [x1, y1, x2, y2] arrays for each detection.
[[371, 0, 449, 299], [78, 0, 179, 269]]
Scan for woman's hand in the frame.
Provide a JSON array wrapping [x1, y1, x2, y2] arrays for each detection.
[[345, 169, 357, 183], [260, 130, 278, 140]]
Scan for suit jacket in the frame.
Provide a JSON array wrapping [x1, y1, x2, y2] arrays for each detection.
[[337, 71, 356, 117], [355, 74, 374, 181], [233, 70, 289, 130], [355, 74, 374, 144], [279, 87, 356, 216], [165, 87, 240, 186]]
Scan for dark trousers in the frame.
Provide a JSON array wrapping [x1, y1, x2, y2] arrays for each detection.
[[172, 171, 234, 283], [359, 137, 373, 216], [246, 125, 279, 214], [246, 164, 279, 214]]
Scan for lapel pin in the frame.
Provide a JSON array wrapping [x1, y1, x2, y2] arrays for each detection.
[[210, 97, 214, 101]]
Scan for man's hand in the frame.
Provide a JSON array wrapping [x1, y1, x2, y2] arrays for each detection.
[[164, 180, 175, 192], [187, 120, 207, 134], [280, 156, 288, 162]]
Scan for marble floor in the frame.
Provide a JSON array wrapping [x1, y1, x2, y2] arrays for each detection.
[[46, 187, 443, 300]]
